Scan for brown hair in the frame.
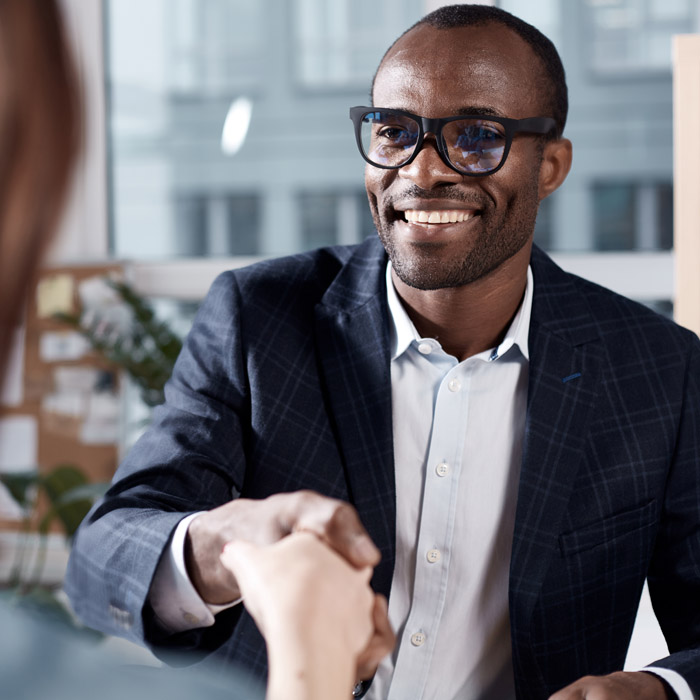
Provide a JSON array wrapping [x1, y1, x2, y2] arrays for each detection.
[[0, 0, 80, 376]]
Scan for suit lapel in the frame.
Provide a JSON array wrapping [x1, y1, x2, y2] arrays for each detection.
[[510, 248, 604, 691], [314, 238, 396, 598]]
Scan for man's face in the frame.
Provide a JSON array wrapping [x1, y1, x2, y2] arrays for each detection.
[[367, 23, 554, 290]]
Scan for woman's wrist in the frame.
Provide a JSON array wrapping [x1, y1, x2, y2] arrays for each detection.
[[265, 628, 357, 700]]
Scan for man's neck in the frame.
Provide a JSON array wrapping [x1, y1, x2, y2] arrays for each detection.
[[391, 244, 532, 362]]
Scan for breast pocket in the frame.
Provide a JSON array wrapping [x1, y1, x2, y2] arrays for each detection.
[[558, 499, 657, 557]]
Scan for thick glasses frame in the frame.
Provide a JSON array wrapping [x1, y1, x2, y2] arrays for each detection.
[[349, 106, 557, 177]]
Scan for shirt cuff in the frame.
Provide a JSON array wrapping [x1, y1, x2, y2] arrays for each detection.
[[148, 512, 240, 633], [644, 667, 698, 700]]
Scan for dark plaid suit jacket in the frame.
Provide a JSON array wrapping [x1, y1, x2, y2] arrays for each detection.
[[66, 236, 700, 699]]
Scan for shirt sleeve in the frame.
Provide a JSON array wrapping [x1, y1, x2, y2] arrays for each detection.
[[644, 667, 698, 700], [148, 513, 241, 633]]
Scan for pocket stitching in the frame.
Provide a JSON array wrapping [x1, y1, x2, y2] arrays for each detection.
[[558, 499, 656, 557]]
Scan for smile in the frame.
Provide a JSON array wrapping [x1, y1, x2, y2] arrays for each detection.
[[403, 209, 478, 224]]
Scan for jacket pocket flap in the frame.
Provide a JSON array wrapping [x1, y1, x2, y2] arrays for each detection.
[[558, 499, 657, 556]]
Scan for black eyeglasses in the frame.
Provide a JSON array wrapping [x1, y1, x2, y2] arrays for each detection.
[[349, 106, 556, 177]]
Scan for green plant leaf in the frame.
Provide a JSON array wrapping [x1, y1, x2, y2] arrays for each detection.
[[38, 481, 107, 538], [39, 465, 92, 537], [0, 471, 39, 509], [53, 277, 185, 408], [54, 482, 110, 506], [40, 464, 88, 503]]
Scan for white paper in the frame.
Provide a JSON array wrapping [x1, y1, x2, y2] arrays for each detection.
[[42, 391, 87, 419], [0, 325, 25, 407], [0, 415, 38, 472], [39, 331, 91, 362], [81, 392, 120, 444], [53, 366, 101, 393]]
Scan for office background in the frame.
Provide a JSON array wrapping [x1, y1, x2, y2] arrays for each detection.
[[2, 0, 699, 670]]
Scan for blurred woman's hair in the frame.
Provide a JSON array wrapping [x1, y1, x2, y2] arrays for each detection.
[[0, 0, 80, 375]]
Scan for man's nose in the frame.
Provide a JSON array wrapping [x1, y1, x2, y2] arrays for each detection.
[[398, 135, 463, 189]]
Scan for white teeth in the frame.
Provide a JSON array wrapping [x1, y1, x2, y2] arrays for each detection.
[[403, 209, 475, 224]]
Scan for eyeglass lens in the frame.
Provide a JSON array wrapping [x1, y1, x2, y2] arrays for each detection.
[[360, 110, 506, 174]]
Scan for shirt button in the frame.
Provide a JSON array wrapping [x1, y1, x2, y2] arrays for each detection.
[[183, 612, 200, 625], [417, 342, 432, 355], [426, 548, 441, 563], [410, 631, 426, 647], [436, 462, 449, 477], [448, 378, 461, 392]]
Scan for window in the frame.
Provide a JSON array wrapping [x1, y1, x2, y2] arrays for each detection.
[[105, 0, 423, 262], [584, 0, 698, 75], [102, 0, 678, 306], [298, 191, 375, 250], [592, 182, 673, 251], [294, 0, 424, 88], [533, 195, 554, 251], [172, 193, 260, 256]]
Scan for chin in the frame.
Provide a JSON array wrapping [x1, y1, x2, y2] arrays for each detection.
[[389, 246, 485, 290]]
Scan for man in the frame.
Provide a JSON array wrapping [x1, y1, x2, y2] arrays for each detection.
[[66, 5, 700, 699]]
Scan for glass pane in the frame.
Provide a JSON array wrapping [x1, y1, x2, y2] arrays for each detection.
[[299, 193, 338, 251], [106, 0, 425, 261], [500, 0, 694, 253], [585, 0, 697, 73], [298, 191, 374, 251], [105, 0, 691, 259], [533, 195, 554, 251], [295, 0, 424, 87], [656, 183, 673, 250], [593, 183, 636, 250]]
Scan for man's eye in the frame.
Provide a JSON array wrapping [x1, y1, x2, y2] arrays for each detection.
[[456, 127, 503, 149], [377, 126, 411, 143], [469, 127, 500, 141]]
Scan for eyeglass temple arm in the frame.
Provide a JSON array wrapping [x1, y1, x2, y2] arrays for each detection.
[[514, 117, 557, 135]]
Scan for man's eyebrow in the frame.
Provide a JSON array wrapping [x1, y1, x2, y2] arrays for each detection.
[[455, 106, 504, 118]]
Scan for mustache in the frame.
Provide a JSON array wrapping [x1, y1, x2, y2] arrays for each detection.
[[387, 184, 488, 210]]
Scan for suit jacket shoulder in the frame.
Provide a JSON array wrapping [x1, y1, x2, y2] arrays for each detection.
[[220, 236, 387, 312], [529, 243, 696, 355]]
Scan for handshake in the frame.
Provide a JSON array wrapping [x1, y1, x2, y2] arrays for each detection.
[[188, 491, 395, 700]]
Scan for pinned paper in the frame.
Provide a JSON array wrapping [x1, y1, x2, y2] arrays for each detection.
[[81, 392, 120, 444], [36, 273, 75, 318], [42, 368, 119, 444], [53, 366, 102, 393], [0, 415, 38, 472], [39, 331, 91, 362]]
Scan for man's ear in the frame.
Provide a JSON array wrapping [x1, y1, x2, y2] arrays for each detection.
[[538, 137, 572, 201]]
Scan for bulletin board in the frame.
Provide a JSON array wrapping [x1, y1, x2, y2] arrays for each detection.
[[0, 263, 124, 533]]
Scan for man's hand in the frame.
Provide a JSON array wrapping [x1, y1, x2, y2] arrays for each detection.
[[549, 671, 671, 699], [355, 594, 395, 682], [185, 490, 380, 604], [220, 533, 395, 700]]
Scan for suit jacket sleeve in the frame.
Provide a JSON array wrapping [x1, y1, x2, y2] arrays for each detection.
[[65, 270, 251, 652]]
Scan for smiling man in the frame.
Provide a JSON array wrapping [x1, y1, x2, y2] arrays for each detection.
[[67, 5, 700, 700]]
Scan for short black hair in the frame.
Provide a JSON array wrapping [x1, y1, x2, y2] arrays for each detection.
[[371, 4, 568, 138]]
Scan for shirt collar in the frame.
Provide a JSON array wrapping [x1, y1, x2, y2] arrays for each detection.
[[386, 261, 532, 362]]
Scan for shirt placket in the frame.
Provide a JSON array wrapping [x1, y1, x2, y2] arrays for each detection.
[[387, 355, 471, 700]]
